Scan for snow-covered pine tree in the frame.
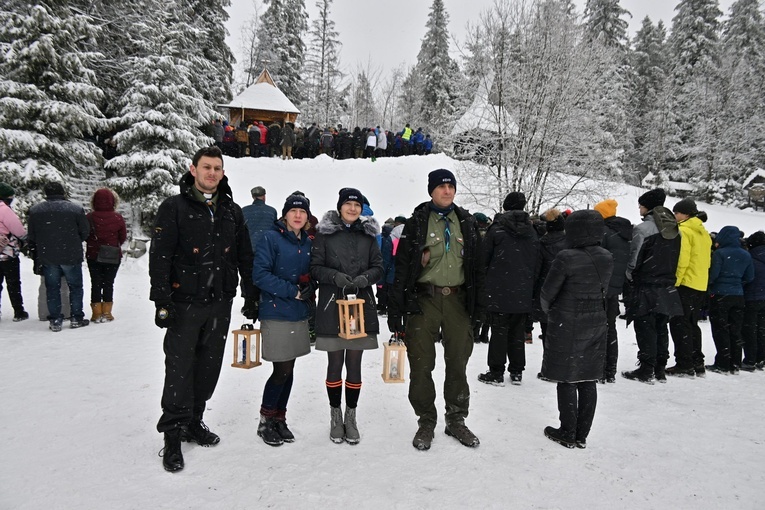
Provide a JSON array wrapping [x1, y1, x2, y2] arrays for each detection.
[[411, 0, 459, 136], [352, 71, 377, 128], [302, 0, 345, 126], [187, 0, 236, 104], [628, 18, 682, 185], [104, 0, 218, 231], [583, 0, 631, 49], [255, 0, 308, 106], [667, 0, 723, 196], [0, 2, 104, 206], [708, 0, 765, 203]]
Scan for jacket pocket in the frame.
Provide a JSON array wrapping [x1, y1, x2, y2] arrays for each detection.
[[171, 263, 200, 298]]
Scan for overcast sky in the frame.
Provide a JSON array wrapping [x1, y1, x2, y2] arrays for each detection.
[[224, 0, 737, 84]]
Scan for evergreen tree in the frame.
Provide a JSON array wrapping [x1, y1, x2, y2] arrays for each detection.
[[187, 0, 235, 104], [668, 0, 723, 78], [412, 0, 459, 134], [104, 0, 217, 230], [583, 0, 631, 49], [352, 72, 377, 128], [302, 0, 345, 125], [0, 2, 104, 202], [255, 0, 308, 105]]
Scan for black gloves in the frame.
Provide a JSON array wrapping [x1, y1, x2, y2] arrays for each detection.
[[241, 297, 259, 321], [299, 280, 317, 300], [333, 272, 354, 289], [351, 275, 369, 289], [155, 303, 176, 329], [387, 314, 405, 335]]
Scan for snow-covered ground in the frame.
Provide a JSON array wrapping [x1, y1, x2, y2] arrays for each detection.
[[2, 154, 764, 510]]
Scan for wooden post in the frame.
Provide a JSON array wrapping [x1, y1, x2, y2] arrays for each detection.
[[337, 297, 367, 339], [231, 328, 262, 369]]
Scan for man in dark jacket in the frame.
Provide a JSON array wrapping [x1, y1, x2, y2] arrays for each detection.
[[593, 199, 633, 383], [27, 181, 90, 331], [149, 146, 258, 472], [242, 186, 277, 252], [622, 188, 683, 384], [478, 192, 540, 386], [388, 169, 485, 451]]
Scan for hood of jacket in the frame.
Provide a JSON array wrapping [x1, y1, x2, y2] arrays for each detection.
[[92, 188, 116, 212], [716, 225, 742, 248], [650, 206, 679, 240], [565, 209, 605, 248], [751, 245, 765, 264], [317, 209, 380, 238], [179, 171, 233, 204], [678, 216, 708, 238], [494, 210, 535, 238], [604, 215, 632, 241]]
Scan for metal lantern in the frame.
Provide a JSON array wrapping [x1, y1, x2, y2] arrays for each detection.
[[231, 325, 262, 369], [382, 336, 407, 383], [337, 295, 366, 340]]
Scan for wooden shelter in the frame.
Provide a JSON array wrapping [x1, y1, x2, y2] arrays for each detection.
[[219, 69, 300, 127]]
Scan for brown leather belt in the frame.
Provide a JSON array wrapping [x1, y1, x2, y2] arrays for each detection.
[[417, 283, 460, 296]]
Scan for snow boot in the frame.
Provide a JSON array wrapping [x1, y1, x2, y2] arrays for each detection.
[[509, 372, 523, 385], [70, 317, 90, 328], [444, 422, 480, 448], [274, 410, 295, 443], [655, 365, 667, 384], [477, 371, 505, 387], [161, 429, 184, 472], [621, 362, 655, 385], [181, 420, 220, 446], [329, 406, 344, 443], [666, 365, 695, 378], [13, 310, 29, 322], [257, 414, 284, 447], [412, 425, 435, 451], [90, 302, 103, 323], [102, 302, 114, 322], [544, 426, 575, 449], [344, 406, 360, 445]]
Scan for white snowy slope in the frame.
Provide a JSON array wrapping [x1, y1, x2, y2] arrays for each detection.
[[1, 154, 764, 510]]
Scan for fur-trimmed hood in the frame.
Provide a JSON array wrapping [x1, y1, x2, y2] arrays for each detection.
[[317, 209, 380, 238]]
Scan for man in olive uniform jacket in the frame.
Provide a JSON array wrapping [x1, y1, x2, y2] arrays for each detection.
[[388, 169, 485, 451]]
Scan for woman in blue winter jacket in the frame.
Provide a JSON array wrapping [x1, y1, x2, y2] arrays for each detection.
[[706, 226, 755, 374], [252, 194, 314, 446]]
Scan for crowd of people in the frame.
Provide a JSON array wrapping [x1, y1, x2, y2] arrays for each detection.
[[1, 146, 762, 472], [211, 119, 435, 161]]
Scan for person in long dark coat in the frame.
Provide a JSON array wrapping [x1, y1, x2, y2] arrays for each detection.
[[478, 192, 540, 386], [540, 210, 613, 449], [310, 188, 383, 445], [533, 209, 568, 342]]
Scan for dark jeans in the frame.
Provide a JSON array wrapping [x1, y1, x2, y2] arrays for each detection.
[[249, 141, 260, 158], [42, 264, 84, 322], [604, 295, 620, 377], [557, 381, 597, 441], [157, 300, 232, 433], [487, 312, 526, 373], [633, 312, 670, 368], [87, 259, 120, 302], [669, 286, 706, 368], [710, 294, 746, 370], [405, 289, 473, 428], [0, 257, 25, 314], [742, 300, 765, 365]]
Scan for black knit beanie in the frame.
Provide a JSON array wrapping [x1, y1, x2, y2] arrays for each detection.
[[337, 187, 363, 210], [44, 182, 66, 197], [638, 188, 666, 211], [427, 169, 456, 195], [672, 198, 698, 216], [282, 194, 311, 218], [503, 192, 526, 211]]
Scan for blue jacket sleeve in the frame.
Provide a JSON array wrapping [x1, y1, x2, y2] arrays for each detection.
[[252, 234, 299, 299]]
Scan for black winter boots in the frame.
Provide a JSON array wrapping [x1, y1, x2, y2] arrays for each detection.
[[181, 420, 220, 446], [162, 429, 184, 472], [621, 363, 656, 385]]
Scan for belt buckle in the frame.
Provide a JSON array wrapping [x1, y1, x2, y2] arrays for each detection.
[[441, 287, 451, 296]]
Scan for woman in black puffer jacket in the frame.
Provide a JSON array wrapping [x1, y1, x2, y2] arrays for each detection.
[[310, 188, 383, 445], [540, 209, 613, 450]]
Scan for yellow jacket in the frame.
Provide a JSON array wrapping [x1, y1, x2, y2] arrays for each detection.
[[676, 217, 712, 291]]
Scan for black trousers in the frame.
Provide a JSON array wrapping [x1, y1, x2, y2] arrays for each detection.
[[604, 295, 620, 378], [487, 312, 526, 373], [0, 257, 24, 314], [669, 286, 706, 368], [710, 294, 746, 370], [87, 259, 120, 302], [633, 312, 670, 368], [742, 300, 765, 365], [557, 381, 597, 441], [157, 300, 232, 433]]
